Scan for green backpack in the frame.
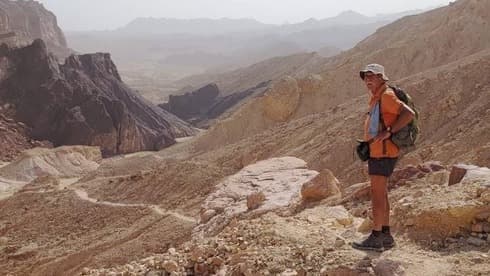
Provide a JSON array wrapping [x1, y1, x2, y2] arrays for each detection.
[[382, 85, 420, 148]]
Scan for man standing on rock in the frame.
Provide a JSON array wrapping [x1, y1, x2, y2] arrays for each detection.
[[352, 64, 415, 252]]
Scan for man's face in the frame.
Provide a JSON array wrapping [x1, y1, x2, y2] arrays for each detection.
[[363, 72, 384, 92]]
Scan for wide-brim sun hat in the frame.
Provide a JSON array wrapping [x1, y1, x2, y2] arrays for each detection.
[[360, 63, 389, 81]]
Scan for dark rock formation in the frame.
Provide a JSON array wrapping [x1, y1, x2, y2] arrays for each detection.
[[0, 39, 197, 156], [0, 0, 70, 59], [206, 81, 270, 120], [160, 81, 270, 127], [161, 83, 220, 121]]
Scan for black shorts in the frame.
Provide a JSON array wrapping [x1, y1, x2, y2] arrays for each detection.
[[368, 158, 398, 177]]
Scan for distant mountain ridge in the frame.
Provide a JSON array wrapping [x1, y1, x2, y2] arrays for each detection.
[[118, 9, 425, 35], [67, 9, 429, 103], [119, 17, 274, 35]]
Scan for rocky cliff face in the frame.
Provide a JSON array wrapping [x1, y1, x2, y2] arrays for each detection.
[[160, 82, 270, 127], [0, 0, 70, 59], [161, 84, 220, 122], [0, 39, 197, 156]]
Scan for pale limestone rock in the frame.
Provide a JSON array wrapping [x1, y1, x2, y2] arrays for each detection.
[[301, 169, 340, 201], [194, 157, 318, 237]]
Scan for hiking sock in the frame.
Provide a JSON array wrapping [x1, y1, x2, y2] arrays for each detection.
[[381, 226, 390, 234]]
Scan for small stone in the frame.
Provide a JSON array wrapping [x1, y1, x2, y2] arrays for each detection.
[[448, 166, 467, 186], [374, 259, 405, 276], [446, 238, 459, 243], [190, 247, 205, 262], [399, 196, 414, 204], [239, 242, 248, 250], [210, 256, 224, 267], [413, 190, 424, 198], [476, 211, 490, 221], [296, 268, 307, 276], [281, 269, 298, 276], [0, 237, 9, 246], [323, 247, 335, 255], [168, 247, 177, 255], [468, 237, 486, 247], [472, 257, 484, 264], [247, 192, 266, 210], [194, 262, 209, 274], [229, 254, 245, 265], [334, 238, 345, 248], [482, 222, 490, 233], [480, 191, 490, 203], [81, 268, 91, 275], [472, 223, 484, 233], [404, 218, 415, 227], [200, 209, 217, 223], [146, 270, 164, 276], [163, 260, 179, 272]]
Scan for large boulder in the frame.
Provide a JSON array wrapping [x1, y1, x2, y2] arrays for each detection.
[[301, 168, 341, 201], [262, 77, 301, 122]]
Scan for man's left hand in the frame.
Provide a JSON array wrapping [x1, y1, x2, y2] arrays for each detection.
[[374, 131, 391, 142]]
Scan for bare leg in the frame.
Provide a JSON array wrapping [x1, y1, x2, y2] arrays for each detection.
[[384, 191, 390, 226], [370, 175, 388, 231]]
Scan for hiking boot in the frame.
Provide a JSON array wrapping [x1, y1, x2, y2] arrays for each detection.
[[383, 232, 395, 249], [352, 231, 384, 252]]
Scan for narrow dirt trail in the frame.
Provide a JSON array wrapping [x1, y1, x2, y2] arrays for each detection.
[[72, 186, 196, 224]]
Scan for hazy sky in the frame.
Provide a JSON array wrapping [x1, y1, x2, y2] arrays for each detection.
[[37, 0, 452, 31]]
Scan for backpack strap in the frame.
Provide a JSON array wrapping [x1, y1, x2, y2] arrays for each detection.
[[379, 90, 388, 155]]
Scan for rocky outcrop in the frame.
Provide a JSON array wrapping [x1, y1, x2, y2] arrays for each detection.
[[0, 109, 52, 162], [0, 0, 70, 58], [0, 146, 102, 183], [205, 81, 270, 120], [195, 157, 318, 237], [0, 40, 197, 156], [160, 81, 269, 127], [160, 83, 220, 121], [193, 74, 322, 151]]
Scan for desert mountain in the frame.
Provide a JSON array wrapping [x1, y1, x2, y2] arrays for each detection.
[[66, 10, 425, 103], [0, 39, 197, 157], [0, 0, 70, 58], [118, 17, 274, 36]]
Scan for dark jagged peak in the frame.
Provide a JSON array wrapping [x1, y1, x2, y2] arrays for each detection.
[[64, 53, 122, 82], [0, 40, 197, 156]]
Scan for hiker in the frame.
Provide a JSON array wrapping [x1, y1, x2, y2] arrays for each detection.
[[352, 64, 415, 252]]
